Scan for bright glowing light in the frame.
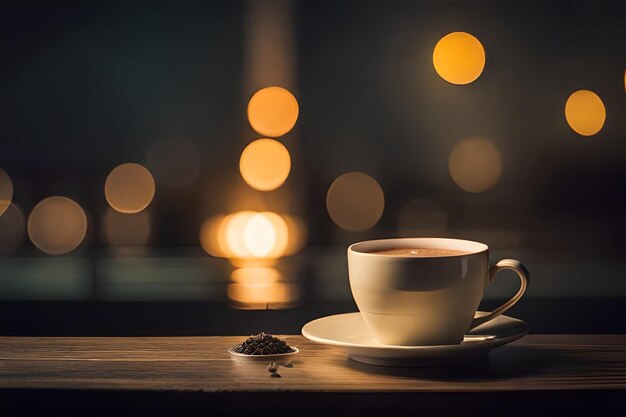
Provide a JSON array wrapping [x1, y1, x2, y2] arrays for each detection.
[[0, 168, 13, 216], [225, 211, 257, 258], [448, 138, 503, 193], [247, 86, 299, 137], [146, 138, 202, 188], [200, 211, 294, 260], [27, 196, 87, 255], [105, 163, 156, 213], [0, 203, 25, 250], [239, 138, 291, 191], [260, 212, 289, 258], [326, 172, 384, 231], [244, 213, 277, 257], [398, 199, 447, 237], [565, 90, 606, 136], [433, 32, 485, 85], [102, 208, 151, 246]]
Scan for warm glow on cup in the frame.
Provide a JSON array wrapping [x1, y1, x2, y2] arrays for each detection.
[[239, 138, 291, 191], [448, 137, 502, 193], [0, 168, 13, 216], [27, 196, 88, 255], [247, 86, 299, 137], [326, 172, 385, 231], [565, 90, 606, 136], [105, 163, 156, 213], [433, 32, 486, 85]]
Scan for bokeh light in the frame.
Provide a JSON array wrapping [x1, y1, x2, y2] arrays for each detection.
[[102, 208, 151, 246], [398, 198, 448, 237], [231, 267, 281, 285], [200, 211, 297, 260], [244, 213, 277, 257], [228, 267, 299, 310], [146, 138, 202, 188], [27, 196, 88, 255], [0, 203, 25, 251], [0, 168, 13, 216], [433, 32, 485, 85], [282, 214, 307, 256], [247, 86, 299, 137], [448, 137, 503, 193], [105, 163, 156, 213], [565, 90, 606, 136], [263, 212, 289, 258], [239, 138, 291, 191], [326, 172, 385, 231], [199, 215, 227, 257], [223, 211, 256, 258]]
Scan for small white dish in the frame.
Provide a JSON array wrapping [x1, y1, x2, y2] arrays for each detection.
[[302, 311, 528, 367], [228, 346, 299, 361]]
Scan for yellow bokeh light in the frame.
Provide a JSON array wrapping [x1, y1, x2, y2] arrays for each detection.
[[247, 86, 299, 137], [239, 138, 291, 191], [102, 208, 151, 246], [244, 213, 277, 257], [449, 137, 503, 193], [27, 196, 88, 255], [231, 267, 281, 285], [0, 168, 13, 216], [326, 172, 385, 231], [224, 211, 256, 258], [200, 211, 293, 260], [0, 203, 25, 251], [105, 163, 156, 213], [282, 214, 307, 256], [565, 90, 606, 136], [433, 32, 485, 85], [199, 215, 227, 257]]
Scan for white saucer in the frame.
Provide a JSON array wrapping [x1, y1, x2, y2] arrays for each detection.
[[302, 312, 528, 367]]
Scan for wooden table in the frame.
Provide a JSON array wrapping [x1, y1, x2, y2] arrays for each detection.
[[2, 335, 626, 416]]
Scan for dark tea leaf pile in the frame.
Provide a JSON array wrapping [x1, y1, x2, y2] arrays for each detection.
[[232, 333, 295, 355]]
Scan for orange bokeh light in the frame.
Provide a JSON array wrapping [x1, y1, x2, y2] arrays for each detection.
[[239, 138, 291, 191], [105, 163, 156, 213], [27, 196, 88, 255], [565, 90, 606, 136], [247, 86, 299, 137], [433, 32, 485, 85]]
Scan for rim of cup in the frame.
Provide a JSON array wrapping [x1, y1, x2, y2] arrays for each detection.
[[348, 237, 488, 258]]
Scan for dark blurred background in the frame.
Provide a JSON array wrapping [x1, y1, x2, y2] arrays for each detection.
[[1, 0, 625, 336]]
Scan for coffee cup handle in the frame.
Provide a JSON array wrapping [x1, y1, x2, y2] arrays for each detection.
[[469, 259, 530, 330]]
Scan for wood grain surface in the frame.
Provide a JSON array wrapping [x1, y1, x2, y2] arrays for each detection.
[[2, 335, 626, 392]]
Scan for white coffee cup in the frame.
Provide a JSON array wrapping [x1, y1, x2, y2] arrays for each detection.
[[348, 238, 529, 346]]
